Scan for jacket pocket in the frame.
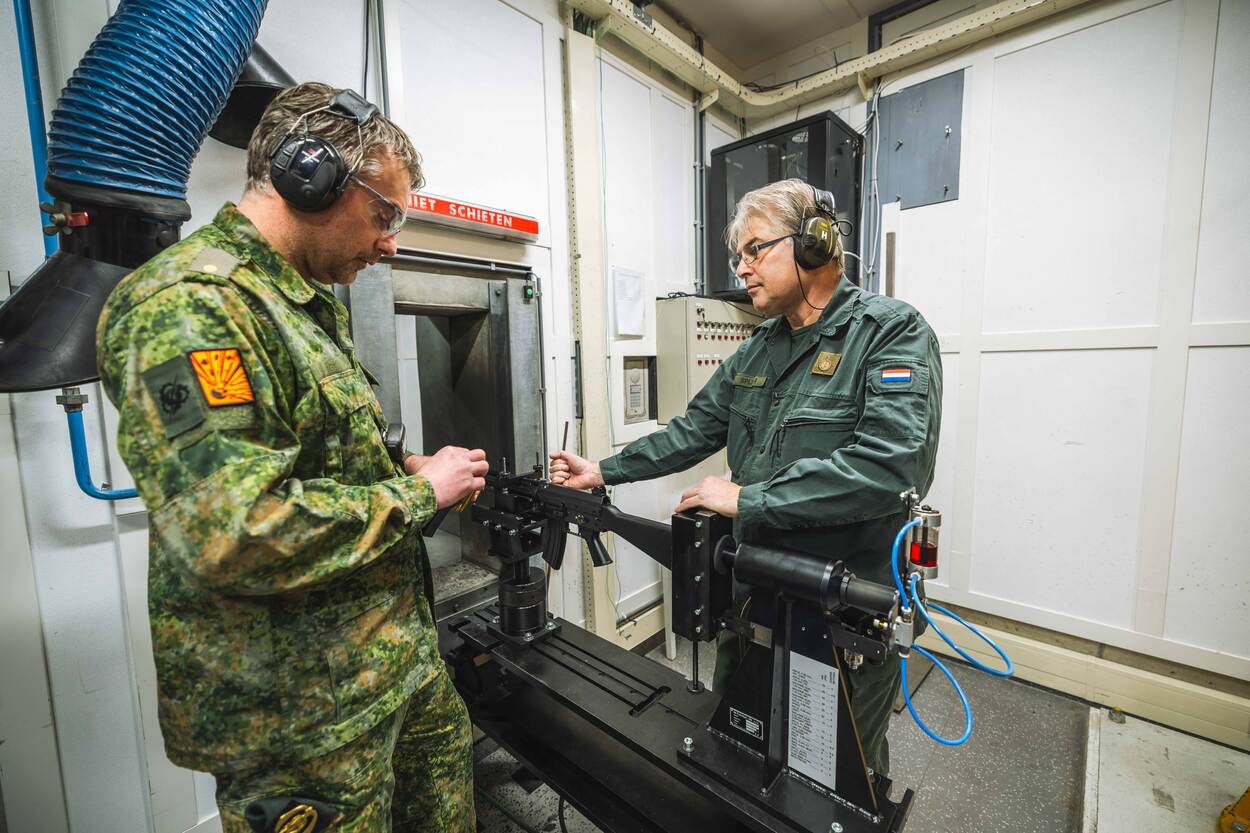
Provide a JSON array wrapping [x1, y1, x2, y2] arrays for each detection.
[[778, 404, 857, 461], [727, 393, 762, 477], [318, 367, 391, 483], [321, 581, 421, 723]]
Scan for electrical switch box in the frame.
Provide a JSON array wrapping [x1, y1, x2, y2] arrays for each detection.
[[656, 296, 759, 424]]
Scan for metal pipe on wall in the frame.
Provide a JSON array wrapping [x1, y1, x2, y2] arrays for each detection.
[[566, 0, 1097, 115], [12, 0, 56, 257]]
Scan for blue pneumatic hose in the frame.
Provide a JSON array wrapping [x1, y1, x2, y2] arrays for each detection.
[[909, 572, 1014, 678], [66, 408, 137, 500], [901, 644, 973, 745], [891, 516, 1016, 745]]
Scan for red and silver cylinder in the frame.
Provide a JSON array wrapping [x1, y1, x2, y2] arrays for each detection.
[[907, 504, 941, 580]]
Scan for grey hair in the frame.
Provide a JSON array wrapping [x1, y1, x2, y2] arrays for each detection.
[[244, 81, 423, 193], [725, 178, 844, 273]]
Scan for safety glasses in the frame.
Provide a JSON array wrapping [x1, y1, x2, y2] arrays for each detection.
[[348, 174, 406, 237], [730, 234, 792, 271]]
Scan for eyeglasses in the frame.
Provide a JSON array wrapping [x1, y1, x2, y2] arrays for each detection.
[[348, 174, 406, 237], [730, 234, 792, 271]]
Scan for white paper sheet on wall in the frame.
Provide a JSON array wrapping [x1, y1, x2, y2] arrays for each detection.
[[613, 267, 646, 338]]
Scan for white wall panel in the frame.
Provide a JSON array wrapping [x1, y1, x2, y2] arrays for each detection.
[[602, 61, 654, 295], [598, 54, 695, 614], [892, 198, 967, 337], [969, 349, 1153, 627], [609, 484, 661, 615], [1163, 347, 1250, 658], [925, 351, 960, 591], [651, 92, 695, 296], [982, 1, 1182, 334], [397, 0, 549, 235], [1191, 0, 1250, 325], [706, 119, 738, 162]]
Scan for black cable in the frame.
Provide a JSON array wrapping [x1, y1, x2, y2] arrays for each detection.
[[361, 0, 370, 95], [745, 47, 840, 92], [558, 796, 570, 833], [794, 259, 826, 312]]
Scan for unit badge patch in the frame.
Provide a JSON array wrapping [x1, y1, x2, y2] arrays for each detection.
[[811, 351, 841, 376], [189, 348, 254, 406], [142, 355, 206, 438]]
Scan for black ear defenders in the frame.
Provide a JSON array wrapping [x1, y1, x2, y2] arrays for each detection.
[[793, 185, 838, 270], [269, 90, 380, 212]]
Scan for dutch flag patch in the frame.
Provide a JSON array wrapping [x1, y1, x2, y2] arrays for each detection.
[[881, 367, 912, 384]]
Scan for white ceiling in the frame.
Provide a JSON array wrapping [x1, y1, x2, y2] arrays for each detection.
[[655, 0, 900, 73]]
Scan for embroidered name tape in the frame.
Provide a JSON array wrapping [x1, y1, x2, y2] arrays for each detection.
[[881, 368, 912, 384]]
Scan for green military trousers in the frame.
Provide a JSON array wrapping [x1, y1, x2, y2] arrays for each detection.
[[214, 666, 475, 833], [714, 632, 902, 778]]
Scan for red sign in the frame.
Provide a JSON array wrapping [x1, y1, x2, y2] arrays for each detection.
[[406, 192, 540, 241]]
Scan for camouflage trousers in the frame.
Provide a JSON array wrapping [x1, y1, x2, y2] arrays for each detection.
[[713, 630, 902, 777], [215, 666, 475, 833]]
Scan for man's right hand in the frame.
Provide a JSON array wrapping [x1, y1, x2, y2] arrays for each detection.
[[548, 450, 604, 490], [419, 446, 489, 509]]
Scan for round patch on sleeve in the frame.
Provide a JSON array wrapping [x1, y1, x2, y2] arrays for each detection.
[[189, 348, 255, 406]]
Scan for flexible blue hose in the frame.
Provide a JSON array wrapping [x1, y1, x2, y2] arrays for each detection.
[[909, 573, 1014, 678], [46, 0, 267, 199], [66, 409, 137, 500], [890, 515, 1016, 746], [12, 0, 57, 256], [900, 645, 972, 746]]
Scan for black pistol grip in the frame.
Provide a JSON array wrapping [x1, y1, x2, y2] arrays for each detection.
[[586, 531, 613, 567]]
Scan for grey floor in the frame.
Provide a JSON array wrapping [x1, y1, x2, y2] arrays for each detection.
[[471, 636, 1091, 832]]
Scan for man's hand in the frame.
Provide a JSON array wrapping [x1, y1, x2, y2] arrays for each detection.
[[402, 453, 430, 475], [675, 476, 741, 517], [418, 446, 489, 509], [548, 450, 604, 490]]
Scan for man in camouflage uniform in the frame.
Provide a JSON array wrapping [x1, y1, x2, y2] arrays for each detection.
[[551, 179, 942, 779], [97, 83, 482, 833]]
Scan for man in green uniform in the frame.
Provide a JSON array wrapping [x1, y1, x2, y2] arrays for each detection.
[[550, 178, 941, 778], [97, 83, 482, 833]]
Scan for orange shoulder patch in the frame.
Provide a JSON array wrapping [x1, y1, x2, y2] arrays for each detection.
[[189, 348, 254, 407]]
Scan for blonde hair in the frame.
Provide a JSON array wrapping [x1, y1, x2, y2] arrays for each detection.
[[726, 178, 844, 273], [245, 82, 423, 192]]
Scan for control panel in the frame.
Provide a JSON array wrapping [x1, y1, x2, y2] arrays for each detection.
[[656, 296, 760, 423]]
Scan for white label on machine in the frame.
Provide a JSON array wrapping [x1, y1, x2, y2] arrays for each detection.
[[787, 651, 838, 791], [729, 707, 764, 740]]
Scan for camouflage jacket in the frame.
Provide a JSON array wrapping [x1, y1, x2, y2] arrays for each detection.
[[97, 203, 440, 771]]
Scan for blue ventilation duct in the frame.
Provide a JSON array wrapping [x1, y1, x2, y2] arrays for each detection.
[[0, 0, 271, 394], [46, 0, 268, 199]]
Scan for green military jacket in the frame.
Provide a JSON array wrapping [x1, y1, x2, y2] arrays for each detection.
[[600, 278, 942, 588], [97, 204, 440, 771]]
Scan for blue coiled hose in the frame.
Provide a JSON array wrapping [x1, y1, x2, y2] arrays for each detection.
[[891, 517, 1013, 745], [46, 0, 268, 199]]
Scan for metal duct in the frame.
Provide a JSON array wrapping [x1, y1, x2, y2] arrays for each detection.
[[0, 0, 271, 393]]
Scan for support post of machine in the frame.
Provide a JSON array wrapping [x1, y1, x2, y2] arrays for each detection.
[[762, 594, 792, 790], [688, 638, 703, 693]]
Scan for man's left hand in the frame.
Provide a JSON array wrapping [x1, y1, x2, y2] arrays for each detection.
[[675, 476, 741, 517]]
